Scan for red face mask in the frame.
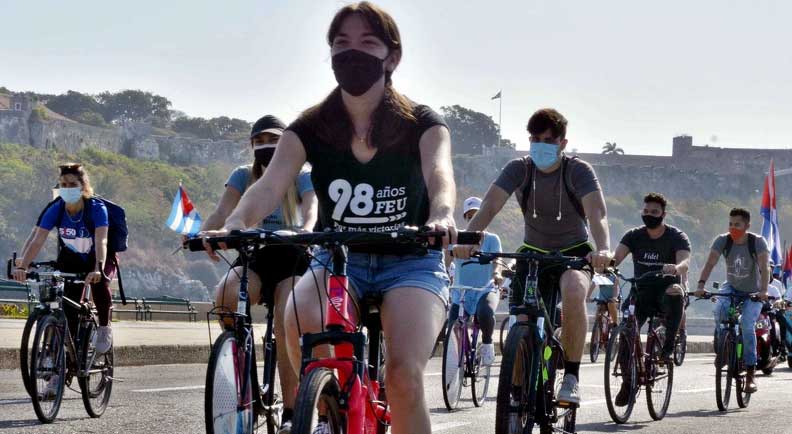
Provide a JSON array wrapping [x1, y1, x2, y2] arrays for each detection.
[[729, 228, 746, 241]]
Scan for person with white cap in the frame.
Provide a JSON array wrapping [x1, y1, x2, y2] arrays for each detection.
[[445, 196, 503, 366], [200, 114, 318, 432]]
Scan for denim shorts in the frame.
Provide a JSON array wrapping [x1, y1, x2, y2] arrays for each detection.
[[309, 248, 450, 305]]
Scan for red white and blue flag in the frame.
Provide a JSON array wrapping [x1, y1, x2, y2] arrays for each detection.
[[760, 160, 782, 265], [783, 246, 792, 289], [166, 184, 202, 236]]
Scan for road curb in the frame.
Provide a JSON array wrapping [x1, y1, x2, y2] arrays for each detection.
[[1, 340, 715, 369]]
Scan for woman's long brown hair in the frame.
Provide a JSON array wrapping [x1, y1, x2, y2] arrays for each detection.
[[297, 2, 417, 151]]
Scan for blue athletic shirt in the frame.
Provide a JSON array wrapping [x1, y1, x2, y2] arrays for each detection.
[[38, 200, 109, 262], [454, 232, 503, 288], [225, 164, 314, 230]]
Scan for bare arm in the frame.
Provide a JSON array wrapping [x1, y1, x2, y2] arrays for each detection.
[[466, 184, 510, 233], [224, 131, 306, 230], [613, 243, 631, 267], [420, 125, 456, 244], [201, 187, 242, 232], [94, 226, 108, 270], [18, 228, 50, 269], [758, 251, 769, 295], [697, 249, 721, 289], [581, 190, 610, 252], [674, 250, 691, 276], [299, 190, 318, 231]]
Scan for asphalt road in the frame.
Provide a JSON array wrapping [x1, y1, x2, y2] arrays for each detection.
[[2, 355, 792, 434]]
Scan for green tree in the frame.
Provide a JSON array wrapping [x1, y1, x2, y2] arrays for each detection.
[[97, 90, 172, 124], [440, 105, 499, 155], [602, 142, 625, 155], [45, 90, 103, 121]]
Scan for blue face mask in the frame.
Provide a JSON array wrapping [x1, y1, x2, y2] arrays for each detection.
[[59, 187, 83, 204], [529, 142, 561, 170]]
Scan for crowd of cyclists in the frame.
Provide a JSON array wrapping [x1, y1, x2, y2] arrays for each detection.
[[9, 1, 792, 433]]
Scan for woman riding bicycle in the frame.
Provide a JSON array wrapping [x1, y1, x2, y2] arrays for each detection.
[[201, 114, 317, 433], [13, 164, 115, 356], [203, 3, 457, 433]]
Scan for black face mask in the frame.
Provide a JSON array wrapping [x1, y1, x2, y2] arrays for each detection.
[[254, 148, 276, 167], [642, 214, 664, 229], [331, 49, 385, 96]]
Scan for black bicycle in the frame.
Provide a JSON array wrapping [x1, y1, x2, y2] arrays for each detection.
[[8, 254, 113, 424], [603, 270, 675, 424], [468, 250, 589, 434], [689, 283, 760, 411]]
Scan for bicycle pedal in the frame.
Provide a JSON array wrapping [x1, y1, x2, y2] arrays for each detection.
[[554, 400, 579, 409]]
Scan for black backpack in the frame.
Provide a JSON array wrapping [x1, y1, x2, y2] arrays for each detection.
[[518, 155, 586, 219]]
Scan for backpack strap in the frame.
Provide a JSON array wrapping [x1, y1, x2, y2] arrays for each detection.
[[113, 255, 127, 305], [518, 155, 585, 219], [722, 236, 733, 258]]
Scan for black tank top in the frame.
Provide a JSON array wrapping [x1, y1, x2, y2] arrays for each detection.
[[287, 103, 446, 241]]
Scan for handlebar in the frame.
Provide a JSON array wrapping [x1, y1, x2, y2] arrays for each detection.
[[464, 250, 590, 270], [686, 291, 769, 303], [185, 228, 483, 252]]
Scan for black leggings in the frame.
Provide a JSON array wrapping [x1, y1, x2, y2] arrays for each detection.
[[448, 292, 499, 344], [633, 289, 684, 354]]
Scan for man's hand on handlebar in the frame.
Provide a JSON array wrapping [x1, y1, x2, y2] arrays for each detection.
[[662, 264, 678, 275], [12, 267, 27, 283], [588, 249, 613, 273], [424, 219, 457, 249], [757, 290, 769, 302]]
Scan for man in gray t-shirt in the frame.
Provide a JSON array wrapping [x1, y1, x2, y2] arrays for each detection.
[[453, 108, 612, 406], [696, 207, 770, 393]]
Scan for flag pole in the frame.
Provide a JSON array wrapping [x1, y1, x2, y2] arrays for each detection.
[[498, 93, 502, 148]]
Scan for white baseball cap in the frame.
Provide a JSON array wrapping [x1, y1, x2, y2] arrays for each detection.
[[463, 197, 482, 215]]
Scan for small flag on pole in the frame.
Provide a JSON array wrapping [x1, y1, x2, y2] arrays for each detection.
[[166, 184, 202, 236], [760, 159, 782, 265], [783, 245, 792, 289], [491, 91, 502, 100]]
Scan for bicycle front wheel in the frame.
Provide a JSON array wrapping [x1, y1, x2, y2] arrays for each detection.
[[604, 325, 637, 424], [646, 335, 673, 420], [29, 313, 66, 424], [20, 309, 42, 397], [471, 334, 491, 407], [79, 322, 114, 418], [205, 331, 255, 434], [442, 322, 464, 411], [292, 368, 344, 434], [590, 315, 603, 363], [495, 324, 539, 434], [673, 332, 686, 366]]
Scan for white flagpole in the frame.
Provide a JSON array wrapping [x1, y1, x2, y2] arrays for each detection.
[[498, 93, 502, 148]]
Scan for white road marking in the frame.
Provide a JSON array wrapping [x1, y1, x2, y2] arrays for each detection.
[[678, 387, 716, 394], [432, 421, 471, 432], [131, 385, 205, 393]]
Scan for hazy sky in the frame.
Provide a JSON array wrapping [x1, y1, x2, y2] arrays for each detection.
[[3, 0, 792, 154]]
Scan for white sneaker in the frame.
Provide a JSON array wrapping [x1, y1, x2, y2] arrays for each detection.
[[480, 343, 496, 366], [95, 326, 112, 354], [312, 421, 330, 434], [557, 374, 581, 405], [277, 421, 292, 434]]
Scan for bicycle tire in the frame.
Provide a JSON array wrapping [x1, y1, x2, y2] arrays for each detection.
[[715, 330, 733, 412], [495, 324, 539, 434], [604, 325, 637, 424], [646, 335, 673, 420], [291, 368, 344, 434], [78, 322, 114, 417], [432, 322, 447, 358], [735, 350, 751, 408], [590, 315, 603, 363], [441, 321, 464, 411], [20, 308, 42, 397], [673, 332, 686, 367], [471, 333, 491, 407], [499, 317, 509, 351], [205, 330, 255, 434], [29, 314, 66, 424]]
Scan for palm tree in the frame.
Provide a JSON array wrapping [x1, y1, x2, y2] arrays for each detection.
[[602, 142, 625, 155]]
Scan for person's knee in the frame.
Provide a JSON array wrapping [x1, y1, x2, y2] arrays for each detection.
[[385, 358, 424, 398], [665, 284, 684, 297]]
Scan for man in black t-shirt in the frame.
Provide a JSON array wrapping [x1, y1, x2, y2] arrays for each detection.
[[613, 193, 690, 402]]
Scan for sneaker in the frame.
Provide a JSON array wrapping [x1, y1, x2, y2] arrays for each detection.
[[557, 374, 581, 405], [277, 420, 292, 434], [615, 382, 631, 407], [39, 375, 59, 400], [745, 367, 758, 393], [312, 421, 330, 434], [95, 326, 112, 354], [480, 343, 496, 366]]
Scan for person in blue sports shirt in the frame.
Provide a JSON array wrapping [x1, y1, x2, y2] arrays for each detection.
[[445, 196, 503, 366]]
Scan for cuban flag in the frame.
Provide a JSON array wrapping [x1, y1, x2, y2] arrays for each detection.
[[166, 184, 202, 236], [760, 159, 783, 265], [783, 246, 792, 289]]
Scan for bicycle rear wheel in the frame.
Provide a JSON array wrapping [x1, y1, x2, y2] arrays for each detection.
[[442, 322, 464, 411], [499, 317, 509, 350], [291, 368, 344, 434], [471, 334, 491, 407], [258, 335, 281, 434], [495, 324, 539, 434], [604, 325, 637, 424], [205, 330, 255, 434], [646, 335, 673, 420], [590, 315, 603, 363], [29, 314, 66, 424], [79, 322, 114, 417], [715, 330, 733, 412], [20, 309, 42, 397]]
